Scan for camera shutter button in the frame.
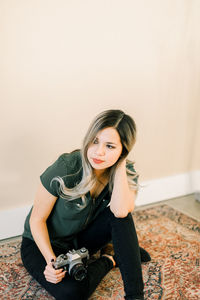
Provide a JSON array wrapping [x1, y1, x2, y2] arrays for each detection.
[[80, 247, 87, 253]]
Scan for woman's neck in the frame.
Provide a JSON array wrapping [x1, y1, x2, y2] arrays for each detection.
[[90, 170, 109, 199], [94, 169, 109, 183]]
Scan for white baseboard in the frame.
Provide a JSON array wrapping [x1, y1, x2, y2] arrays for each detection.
[[135, 171, 199, 206], [189, 170, 200, 192], [1, 205, 31, 240], [1, 170, 200, 240]]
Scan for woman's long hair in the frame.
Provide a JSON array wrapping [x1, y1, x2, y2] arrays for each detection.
[[52, 109, 138, 207]]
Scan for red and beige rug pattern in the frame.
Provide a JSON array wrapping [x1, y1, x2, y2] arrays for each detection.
[[0, 204, 199, 299]]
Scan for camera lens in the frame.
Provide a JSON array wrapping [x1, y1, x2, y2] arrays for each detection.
[[70, 263, 87, 281]]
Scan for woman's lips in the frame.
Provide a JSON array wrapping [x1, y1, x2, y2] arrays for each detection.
[[92, 158, 104, 164]]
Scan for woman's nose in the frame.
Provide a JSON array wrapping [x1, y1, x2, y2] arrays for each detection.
[[95, 144, 105, 156]]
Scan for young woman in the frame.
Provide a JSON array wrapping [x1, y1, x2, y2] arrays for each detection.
[[21, 109, 151, 300]]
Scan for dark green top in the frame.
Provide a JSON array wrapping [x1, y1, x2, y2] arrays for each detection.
[[23, 150, 138, 249]]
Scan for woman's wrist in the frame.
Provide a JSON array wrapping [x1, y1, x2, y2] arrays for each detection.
[[45, 254, 57, 264], [114, 159, 127, 181]]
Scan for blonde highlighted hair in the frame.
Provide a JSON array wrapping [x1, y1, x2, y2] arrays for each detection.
[[52, 109, 138, 207]]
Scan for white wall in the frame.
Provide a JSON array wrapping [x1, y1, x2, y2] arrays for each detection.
[[0, 1, 200, 218]]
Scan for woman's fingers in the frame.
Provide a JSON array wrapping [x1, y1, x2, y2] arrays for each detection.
[[44, 270, 66, 283], [44, 263, 67, 283], [44, 269, 66, 279], [45, 263, 63, 273], [45, 273, 66, 284]]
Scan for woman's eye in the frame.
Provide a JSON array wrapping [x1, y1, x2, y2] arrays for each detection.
[[93, 139, 98, 144], [107, 145, 115, 149]]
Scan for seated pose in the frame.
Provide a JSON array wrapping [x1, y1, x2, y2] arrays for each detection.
[[21, 109, 151, 300]]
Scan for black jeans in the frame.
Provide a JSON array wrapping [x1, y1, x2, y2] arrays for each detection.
[[21, 207, 144, 300]]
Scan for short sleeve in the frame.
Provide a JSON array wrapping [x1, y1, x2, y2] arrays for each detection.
[[126, 161, 139, 185], [40, 154, 67, 196]]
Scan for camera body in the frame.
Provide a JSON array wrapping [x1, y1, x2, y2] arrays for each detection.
[[53, 247, 89, 281]]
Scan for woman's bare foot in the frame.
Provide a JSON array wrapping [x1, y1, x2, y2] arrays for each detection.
[[102, 254, 116, 267]]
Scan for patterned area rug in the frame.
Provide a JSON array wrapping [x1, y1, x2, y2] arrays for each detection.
[[0, 204, 200, 300]]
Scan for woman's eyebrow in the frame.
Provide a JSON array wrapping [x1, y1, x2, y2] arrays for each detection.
[[106, 142, 117, 145]]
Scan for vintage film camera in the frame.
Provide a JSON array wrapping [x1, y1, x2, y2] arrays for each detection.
[[53, 247, 89, 281]]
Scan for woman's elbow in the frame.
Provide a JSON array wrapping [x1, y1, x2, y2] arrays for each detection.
[[29, 213, 46, 230], [110, 205, 135, 218], [114, 212, 129, 218], [110, 207, 129, 218]]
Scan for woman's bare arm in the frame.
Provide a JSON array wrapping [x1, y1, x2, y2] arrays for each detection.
[[110, 160, 137, 218], [29, 181, 58, 263], [29, 181, 66, 283]]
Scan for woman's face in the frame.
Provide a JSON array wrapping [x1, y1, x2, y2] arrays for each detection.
[[87, 127, 123, 175]]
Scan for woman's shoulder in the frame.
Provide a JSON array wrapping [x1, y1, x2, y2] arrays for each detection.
[[126, 159, 135, 169], [58, 149, 82, 173], [40, 150, 82, 196], [126, 159, 139, 185]]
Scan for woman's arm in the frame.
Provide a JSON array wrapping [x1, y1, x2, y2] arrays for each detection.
[[30, 181, 57, 263], [30, 181, 66, 283], [110, 159, 137, 218]]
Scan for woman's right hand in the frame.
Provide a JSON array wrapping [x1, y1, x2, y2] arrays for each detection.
[[43, 261, 67, 284]]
